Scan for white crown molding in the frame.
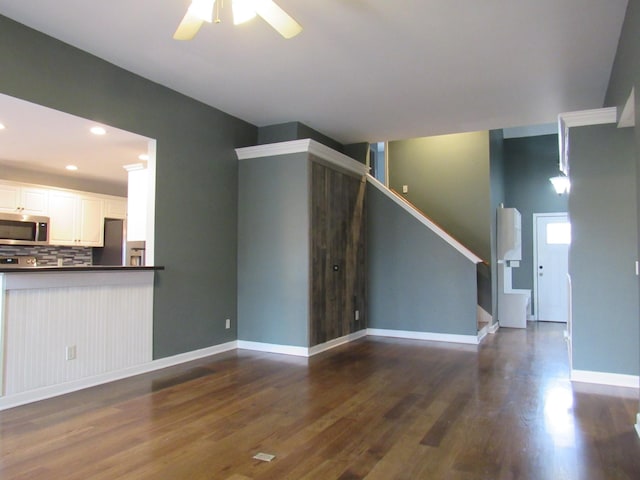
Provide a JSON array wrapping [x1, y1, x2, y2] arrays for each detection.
[[367, 175, 483, 264], [558, 107, 617, 128], [235, 139, 369, 176], [557, 107, 617, 175]]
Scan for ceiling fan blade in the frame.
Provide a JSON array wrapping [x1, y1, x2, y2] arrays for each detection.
[[173, 12, 205, 40], [255, 0, 302, 39], [173, 0, 215, 40]]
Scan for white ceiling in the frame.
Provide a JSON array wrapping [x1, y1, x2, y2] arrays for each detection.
[[0, 94, 151, 186], [0, 0, 630, 180]]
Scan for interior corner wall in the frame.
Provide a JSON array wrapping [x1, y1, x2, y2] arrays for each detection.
[[366, 183, 477, 336], [343, 143, 370, 165], [257, 122, 345, 153], [503, 134, 568, 308], [488, 129, 507, 319], [604, 0, 639, 113], [387, 131, 492, 262], [569, 124, 638, 376], [0, 15, 258, 359]]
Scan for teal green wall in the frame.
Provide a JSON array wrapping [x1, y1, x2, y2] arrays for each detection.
[[605, 0, 639, 115], [238, 154, 310, 347], [603, 0, 640, 383], [388, 131, 492, 262], [0, 15, 257, 359], [569, 124, 638, 376], [488, 129, 506, 318], [343, 143, 370, 165], [367, 184, 477, 336], [258, 122, 344, 152]]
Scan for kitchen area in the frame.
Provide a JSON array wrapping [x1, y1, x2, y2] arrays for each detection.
[[0, 93, 160, 409], [0, 176, 147, 268]]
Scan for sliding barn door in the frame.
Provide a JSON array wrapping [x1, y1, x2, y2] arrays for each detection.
[[310, 162, 366, 346]]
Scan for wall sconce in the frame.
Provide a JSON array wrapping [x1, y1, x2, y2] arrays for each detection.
[[549, 175, 571, 195]]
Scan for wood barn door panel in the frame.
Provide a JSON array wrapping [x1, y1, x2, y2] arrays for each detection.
[[310, 162, 366, 346]]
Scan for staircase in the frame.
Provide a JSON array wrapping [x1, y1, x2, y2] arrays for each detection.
[[367, 175, 490, 344]]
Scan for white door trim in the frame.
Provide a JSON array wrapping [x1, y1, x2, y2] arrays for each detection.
[[532, 212, 569, 320]]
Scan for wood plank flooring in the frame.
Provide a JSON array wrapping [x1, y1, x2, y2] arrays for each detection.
[[1, 322, 639, 479]]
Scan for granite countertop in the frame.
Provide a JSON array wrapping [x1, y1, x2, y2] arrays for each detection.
[[0, 265, 164, 273]]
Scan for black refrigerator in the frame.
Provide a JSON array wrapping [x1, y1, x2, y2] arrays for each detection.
[[92, 218, 126, 266]]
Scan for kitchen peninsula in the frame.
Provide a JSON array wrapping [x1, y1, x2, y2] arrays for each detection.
[[0, 265, 162, 409]]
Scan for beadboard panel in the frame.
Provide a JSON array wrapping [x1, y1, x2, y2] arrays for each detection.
[[4, 283, 153, 395]]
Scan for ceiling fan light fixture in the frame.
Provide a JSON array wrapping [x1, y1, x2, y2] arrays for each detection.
[[232, 0, 257, 25], [174, 0, 301, 40], [188, 0, 215, 23]]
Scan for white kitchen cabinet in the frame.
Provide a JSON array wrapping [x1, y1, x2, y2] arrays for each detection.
[[48, 190, 104, 246], [0, 181, 48, 215], [104, 196, 127, 219]]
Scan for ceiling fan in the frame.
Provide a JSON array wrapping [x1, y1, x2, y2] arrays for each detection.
[[174, 0, 303, 40]]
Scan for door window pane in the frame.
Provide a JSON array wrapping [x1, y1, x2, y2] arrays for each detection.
[[546, 222, 571, 245]]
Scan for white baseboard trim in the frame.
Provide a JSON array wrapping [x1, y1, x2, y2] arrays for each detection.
[[308, 330, 367, 356], [237, 330, 369, 358], [0, 326, 484, 410], [237, 340, 309, 357], [477, 325, 489, 343], [367, 328, 479, 345], [488, 322, 500, 334], [0, 341, 238, 411], [571, 369, 640, 389]]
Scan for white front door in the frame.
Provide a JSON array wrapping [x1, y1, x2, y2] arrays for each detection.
[[534, 213, 570, 322]]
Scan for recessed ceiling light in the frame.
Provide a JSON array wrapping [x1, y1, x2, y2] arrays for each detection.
[[90, 126, 106, 135], [138, 153, 150, 161], [66, 165, 79, 171], [0, 123, 5, 130]]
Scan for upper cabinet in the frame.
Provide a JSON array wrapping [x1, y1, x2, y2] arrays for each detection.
[[497, 207, 522, 261], [104, 197, 127, 220], [0, 181, 49, 215], [48, 191, 105, 247], [0, 179, 125, 247]]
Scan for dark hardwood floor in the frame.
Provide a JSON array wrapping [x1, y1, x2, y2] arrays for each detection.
[[1, 322, 639, 479]]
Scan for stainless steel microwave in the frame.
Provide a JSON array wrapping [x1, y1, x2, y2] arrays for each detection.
[[0, 212, 50, 245]]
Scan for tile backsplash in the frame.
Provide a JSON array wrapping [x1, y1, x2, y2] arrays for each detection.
[[0, 245, 92, 266]]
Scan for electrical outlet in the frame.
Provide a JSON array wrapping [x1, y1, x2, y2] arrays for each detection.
[[355, 310, 360, 321], [225, 318, 231, 329], [65, 345, 77, 361], [402, 185, 409, 194]]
